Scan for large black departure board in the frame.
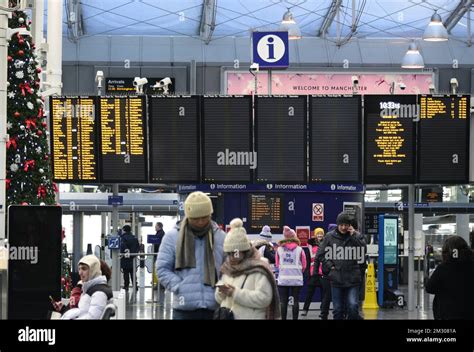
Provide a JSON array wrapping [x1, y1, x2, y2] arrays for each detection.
[[255, 96, 306, 183], [149, 96, 199, 183], [50, 96, 98, 182], [248, 193, 283, 233], [417, 95, 470, 183], [202, 96, 252, 183], [364, 95, 417, 184], [98, 96, 147, 183], [310, 96, 361, 183]]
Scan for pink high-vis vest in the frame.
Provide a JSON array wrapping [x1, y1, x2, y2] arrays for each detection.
[[277, 246, 303, 286], [309, 245, 323, 276]]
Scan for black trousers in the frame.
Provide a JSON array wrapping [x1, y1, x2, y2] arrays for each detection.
[[122, 268, 136, 290], [278, 286, 301, 320], [303, 276, 332, 318]]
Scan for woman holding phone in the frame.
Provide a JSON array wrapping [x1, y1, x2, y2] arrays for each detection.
[[58, 255, 112, 320], [215, 218, 280, 320]]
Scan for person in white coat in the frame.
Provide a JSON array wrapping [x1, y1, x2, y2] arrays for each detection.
[[215, 218, 281, 320], [61, 255, 112, 320]]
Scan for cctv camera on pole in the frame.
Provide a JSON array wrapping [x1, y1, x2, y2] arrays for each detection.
[[133, 77, 148, 94]]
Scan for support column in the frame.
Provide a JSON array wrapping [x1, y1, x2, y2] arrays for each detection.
[[45, 0, 63, 96], [72, 212, 83, 270], [408, 185, 415, 311], [456, 187, 470, 244], [0, 0, 9, 239], [111, 185, 120, 291]]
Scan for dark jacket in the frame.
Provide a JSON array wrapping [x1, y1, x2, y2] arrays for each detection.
[[120, 232, 140, 270], [316, 229, 366, 288], [425, 258, 474, 320], [253, 240, 276, 264], [153, 229, 165, 254]]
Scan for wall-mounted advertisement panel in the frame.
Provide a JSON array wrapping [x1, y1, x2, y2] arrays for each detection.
[[226, 71, 434, 95]]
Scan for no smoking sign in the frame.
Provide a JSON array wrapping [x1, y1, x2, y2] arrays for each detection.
[[312, 203, 324, 222]]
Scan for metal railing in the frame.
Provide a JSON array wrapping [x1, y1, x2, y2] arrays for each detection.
[[118, 252, 162, 305]]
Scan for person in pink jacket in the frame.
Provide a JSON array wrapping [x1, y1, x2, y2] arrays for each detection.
[[276, 226, 307, 320]]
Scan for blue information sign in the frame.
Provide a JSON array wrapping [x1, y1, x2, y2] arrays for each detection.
[[252, 31, 289, 69]]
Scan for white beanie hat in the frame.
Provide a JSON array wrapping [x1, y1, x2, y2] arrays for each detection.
[[259, 225, 272, 240], [184, 191, 213, 218], [78, 255, 102, 281], [224, 218, 251, 253]]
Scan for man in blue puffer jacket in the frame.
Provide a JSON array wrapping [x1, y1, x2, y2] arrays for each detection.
[[157, 191, 225, 320]]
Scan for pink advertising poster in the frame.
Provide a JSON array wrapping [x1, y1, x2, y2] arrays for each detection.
[[226, 71, 433, 95], [226, 72, 269, 95]]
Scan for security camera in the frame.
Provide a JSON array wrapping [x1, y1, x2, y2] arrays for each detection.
[[450, 78, 458, 94], [429, 84, 436, 94], [351, 75, 359, 86], [133, 77, 148, 94], [152, 77, 172, 95], [95, 71, 104, 88], [250, 63, 259, 73]]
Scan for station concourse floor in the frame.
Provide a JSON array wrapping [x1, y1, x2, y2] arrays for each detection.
[[125, 284, 434, 320]]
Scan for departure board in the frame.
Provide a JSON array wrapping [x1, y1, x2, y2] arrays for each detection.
[[248, 194, 284, 233], [98, 96, 147, 183], [149, 96, 199, 182], [417, 95, 469, 183], [50, 96, 98, 182], [310, 96, 361, 182], [255, 96, 306, 183], [364, 95, 417, 184], [202, 96, 252, 183]]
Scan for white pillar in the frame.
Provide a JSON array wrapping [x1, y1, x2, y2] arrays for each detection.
[[0, 0, 9, 239], [456, 187, 470, 244], [31, 0, 44, 54], [45, 0, 62, 96]]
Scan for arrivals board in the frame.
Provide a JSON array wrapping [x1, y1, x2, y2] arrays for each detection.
[[310, 96, 361, 182], [149, 96, 200, 183], [364, 95, 417, 184], [105, 77, 175, 95], [255, 96, 306, 183], [417, 95, 470, 183], [248, 193, 284, 233], [98, 96, 147, 183], [49, 96, 98, 182], [202, 96, 252, 183]]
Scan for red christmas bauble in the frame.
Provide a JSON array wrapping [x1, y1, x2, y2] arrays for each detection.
[[7, 56, 12, 62], [18, 50, 24, 56], [42, 122, 47, 127], [14, 111, 20, 118], [35, 81, 40, 88], [18, 39, 24, 45], [36, 67, 42, 73], [21, 202, 28, 206], [61, 277, 65, 284], [45, 155, 49, 160], [37, 130, 43, 136]]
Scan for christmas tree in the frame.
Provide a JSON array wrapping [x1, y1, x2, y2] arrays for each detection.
[[61, 242, 72, 298], [6, 10, 57, 205]]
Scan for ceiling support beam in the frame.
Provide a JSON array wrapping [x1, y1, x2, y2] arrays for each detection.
[[318, 0, 342, 38], [199, 0, 217, 45]]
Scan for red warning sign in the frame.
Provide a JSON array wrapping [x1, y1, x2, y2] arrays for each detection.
[[312, 203, 324, 222]]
